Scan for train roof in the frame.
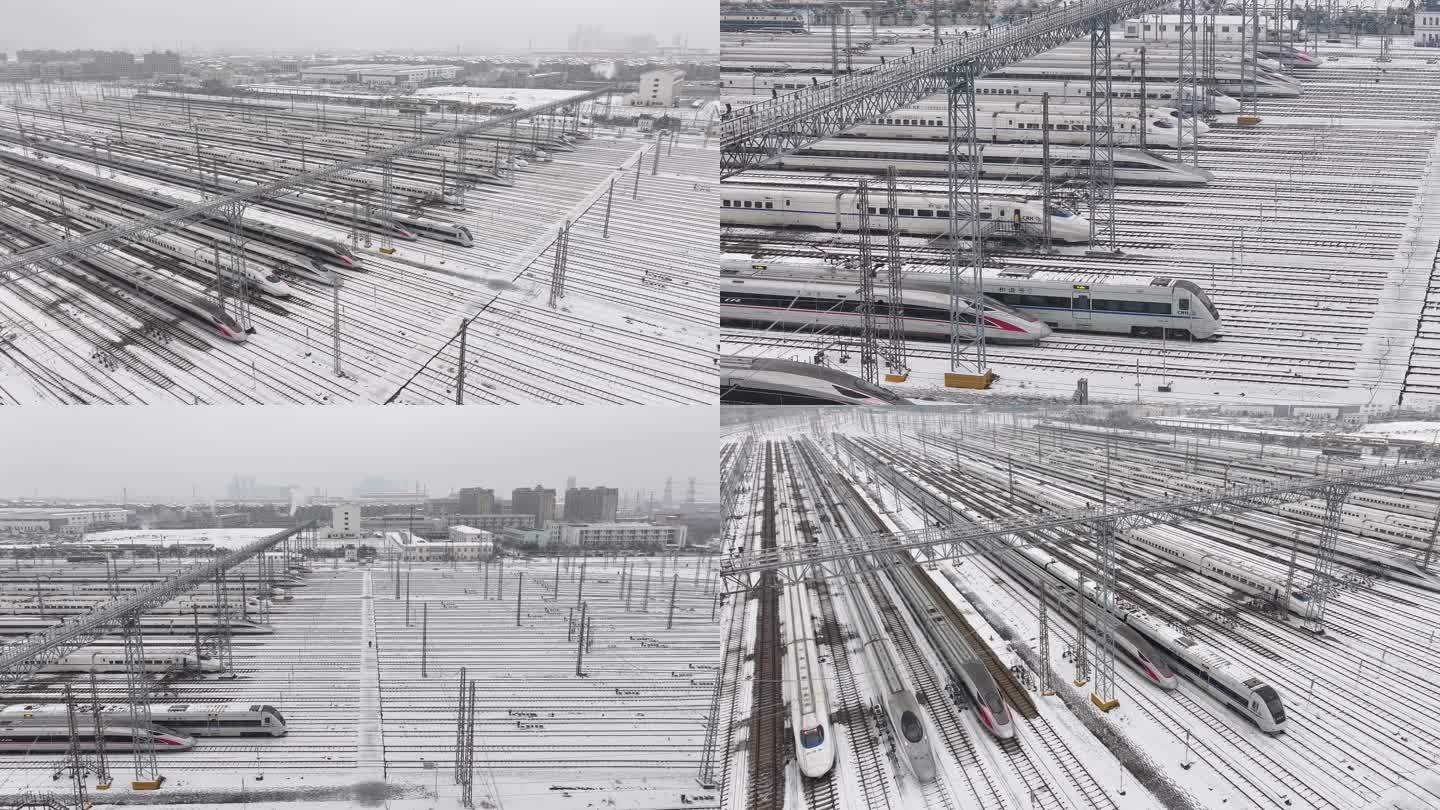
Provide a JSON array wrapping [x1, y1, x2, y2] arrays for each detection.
[[720, 356, 910, 404]]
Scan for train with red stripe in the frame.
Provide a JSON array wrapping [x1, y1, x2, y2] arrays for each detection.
[[720, 271, 1052, 344]]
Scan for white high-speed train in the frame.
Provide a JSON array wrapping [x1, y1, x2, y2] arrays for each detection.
[[778, 139, 1215, 186], [784, 582, 835, 778], [719, 356, 910, 406], [722, 260, 1224, 340], [1122, 524, 1320, 619], [0, 706, 194, 753], [42, 651, 222, 674], [0, 615, 273, 635], [720, 186, 1092, 242], [967, 78, 1242, 114], [845, 107, 1195, 148], [720, 273, 1053, 344], [991, 55, 1300, 98]]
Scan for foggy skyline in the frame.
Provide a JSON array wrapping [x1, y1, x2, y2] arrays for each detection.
[[0, 407, 716, 502], [0, 0, 717, 55]]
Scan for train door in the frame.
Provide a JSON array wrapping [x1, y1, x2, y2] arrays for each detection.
[[1071, 287, 1093, 326]]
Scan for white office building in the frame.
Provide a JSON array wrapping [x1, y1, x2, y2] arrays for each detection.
[[0, 508, 132, 534], [547, 522, 687, 549], [1418, 4, 1440, 47], [326, 504, 362, 539], [636, 68, 685, 107]]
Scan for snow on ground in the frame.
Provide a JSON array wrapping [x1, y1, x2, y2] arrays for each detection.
[[1355, 420, 1440, 439], [0, 556, 721, 809]]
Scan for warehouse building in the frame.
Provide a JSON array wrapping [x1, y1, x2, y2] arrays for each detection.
[[636, 68, 685, 107], [300, 63, 461, 85]]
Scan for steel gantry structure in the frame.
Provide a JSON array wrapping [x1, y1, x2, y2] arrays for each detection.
[[0, 88, 612, 288], [719, 0, 1174, 177], [719, 436, 1440, 710]]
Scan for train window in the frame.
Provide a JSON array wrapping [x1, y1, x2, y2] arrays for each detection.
[[722, 200, 731, 207], [1072, 294, 1091, 311], [901, 711, 924, 742], [765, 202, 774, 209], [937, 210, 950, 218], [898, 208, 915, 216], [1178, 298, 1190, 312], [868, 207, 878, 215], [878, 207, 891, 215], [917, 210, 933, 217], [743, 201, 752, 208]]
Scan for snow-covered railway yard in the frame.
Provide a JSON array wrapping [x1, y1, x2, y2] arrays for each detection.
[[719, 407, 1440, 810], [0, 86, 717, 404], [719, 27, 1440, 410], [0, 553, 722, 808]]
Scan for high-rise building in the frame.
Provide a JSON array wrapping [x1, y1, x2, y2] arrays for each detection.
[[563, 486, 619, 523], [511, 485, 556, 529], [142, 50, 182, 75], [457, 487, 495, 515]]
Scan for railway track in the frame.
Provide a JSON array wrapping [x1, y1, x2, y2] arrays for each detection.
[[747, 444, 786, 810]]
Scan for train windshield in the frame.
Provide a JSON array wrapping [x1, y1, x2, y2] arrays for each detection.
[[800, 724, 826, 749], [1046, 205, 1075, 219], [1172, 279, 1220, 320], [900, 711, 924, 743], [1253, 685, 1285, 724], [979, 687, 1006, 717], [263, 705, 285, 724]]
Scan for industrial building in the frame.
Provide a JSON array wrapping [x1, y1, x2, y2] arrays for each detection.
[[636, 68, 685, 107], [0, 508, 133, 534], [457, 487, 496, 515], [299, 63, 461, 85], [387, 528, 492, 561], [511, 486, 557, 529], [563, 487, 619, 523]]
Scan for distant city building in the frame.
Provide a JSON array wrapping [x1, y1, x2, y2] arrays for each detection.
[[1418, 1, 1440, 46], [300, 63, 460, 85], [637, 68, 685, 107], [226, 476, 294, 502], [511, 486, 556, 529], [446, 514, 534, 533], [0, 508, 133, 535], [143, 50, 182, 74], [563, 487, 619, 523], [457, 487, 496, 515], [352, 475, 425, 502]]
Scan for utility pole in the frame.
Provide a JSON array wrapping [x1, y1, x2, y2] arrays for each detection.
[[666, 574, 679, 630], [332, 278, 344, 378], [421, 602, 428, 678], [515, 573, 523, 627], [455, 317, 469, 405], [574, 601, 588, 676]]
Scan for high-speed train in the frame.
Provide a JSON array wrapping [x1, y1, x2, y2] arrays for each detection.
[[844, 570, 937, 783], [990, 55, 1301, 98], [719, 356, 911, 406], [0, 615, 273, 635], [839, 435, 1289, 734], [1275, 500, 1437, 553], [42, 651, 222, 674], [784, 582, 836, 778], [847, 107, 1197, 148], [722, 260, 1223, 340], [720, 272, 1052, 343], [888, 565, 1015, 740], [967, 78, 1242, 114], [0, 706, 195, 753], [721, 186, 1093, 243], [974, 545, 1177, 689], [1122, 524, 1319, 619], [777, 139, 1215, 186]]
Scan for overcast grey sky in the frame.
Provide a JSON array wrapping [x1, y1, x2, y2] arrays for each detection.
[[1, 0, 716, 55], [0, 407, 717, 502]]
